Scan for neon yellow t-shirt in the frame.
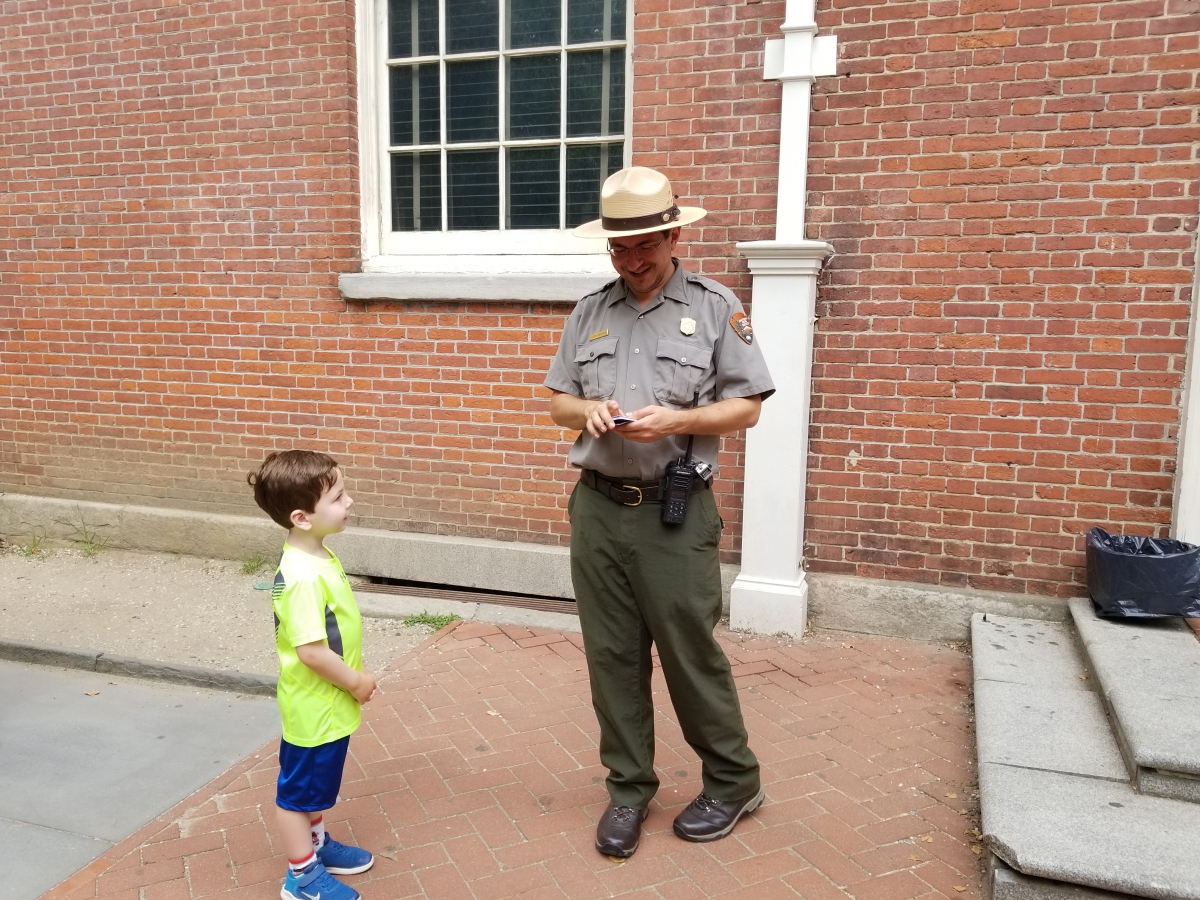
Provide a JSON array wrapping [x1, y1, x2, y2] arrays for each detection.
[[271, 544, 364, 747]]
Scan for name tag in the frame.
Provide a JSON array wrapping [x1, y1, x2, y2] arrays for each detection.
[[589, 329, 609, 341]]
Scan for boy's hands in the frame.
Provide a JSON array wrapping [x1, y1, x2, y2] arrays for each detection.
[[352, 668, 378, 704], [296, 641, 378, 703]]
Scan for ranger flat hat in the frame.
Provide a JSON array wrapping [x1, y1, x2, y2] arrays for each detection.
[[573, 167, 707, 239]]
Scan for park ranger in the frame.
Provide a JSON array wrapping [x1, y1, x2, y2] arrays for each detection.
[[544, 167, 775, 858]]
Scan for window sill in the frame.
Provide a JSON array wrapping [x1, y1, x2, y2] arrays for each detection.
[[339, 254, 616, 303]]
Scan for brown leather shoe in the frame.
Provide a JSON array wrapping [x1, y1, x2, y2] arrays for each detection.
[[595, 805, 648, 858], [672, 787, 765, 842]]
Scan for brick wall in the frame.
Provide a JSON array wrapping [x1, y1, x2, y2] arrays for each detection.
[[0, 0, 787, 563], [0, 0, 364, 515], [806, 0, 1200, 596]]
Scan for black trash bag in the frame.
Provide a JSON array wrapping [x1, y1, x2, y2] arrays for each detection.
[[1085, 526, 1200, 618]]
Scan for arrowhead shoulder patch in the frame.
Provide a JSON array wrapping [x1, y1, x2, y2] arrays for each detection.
[[730, 311, 754, 344]]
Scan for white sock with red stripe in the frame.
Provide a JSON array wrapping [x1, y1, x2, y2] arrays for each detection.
[[310, 816, 326, 851], [288, 851, 316, 875]]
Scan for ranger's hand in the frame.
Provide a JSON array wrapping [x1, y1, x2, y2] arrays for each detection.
[[618, 406, 685, 443], [584, 399, 624, 438]]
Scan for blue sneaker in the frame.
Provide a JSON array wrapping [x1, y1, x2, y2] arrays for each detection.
[[281, 860, 360, 900], [317, 836, 375, 876]]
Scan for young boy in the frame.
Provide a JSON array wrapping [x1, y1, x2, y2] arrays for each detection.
[[249, 450, 378, 900]]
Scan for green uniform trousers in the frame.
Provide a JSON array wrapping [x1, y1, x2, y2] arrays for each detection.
[[568, 479, 760, 810]]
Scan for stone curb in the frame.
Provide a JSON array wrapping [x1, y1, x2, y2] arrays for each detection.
[[0, 639, 279, 697], [0, 598, 571, 698]]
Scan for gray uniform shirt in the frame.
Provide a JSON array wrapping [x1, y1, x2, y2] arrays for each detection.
[[544, 261, 775, 481]]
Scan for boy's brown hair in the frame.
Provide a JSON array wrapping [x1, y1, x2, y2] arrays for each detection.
[[247, 450, 341, 529]]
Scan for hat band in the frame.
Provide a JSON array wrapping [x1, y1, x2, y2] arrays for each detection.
[[601, 205, 680, 232]]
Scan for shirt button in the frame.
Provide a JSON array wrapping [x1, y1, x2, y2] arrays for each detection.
[[627, 458, 633, 464], [681, 357, 687, 362], [634, 348, 640, 354], [630, 385, 636, 390]]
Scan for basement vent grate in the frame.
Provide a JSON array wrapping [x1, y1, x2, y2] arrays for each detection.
[[355, 577, 578, 617]]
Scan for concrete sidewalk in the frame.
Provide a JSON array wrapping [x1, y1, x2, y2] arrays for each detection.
[[46, 621, 982, 900], [1, 659, 279, 900]]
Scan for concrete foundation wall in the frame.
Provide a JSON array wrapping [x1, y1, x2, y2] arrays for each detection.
[[807, 572, 1069, 642]]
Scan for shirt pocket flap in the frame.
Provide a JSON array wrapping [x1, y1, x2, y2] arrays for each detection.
[[656, 339, 712, 369], [575, 336, 619, 362]]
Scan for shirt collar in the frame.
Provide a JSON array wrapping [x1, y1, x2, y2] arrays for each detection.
[[661, 261, 690, 305], [609, 259, 690, 311]]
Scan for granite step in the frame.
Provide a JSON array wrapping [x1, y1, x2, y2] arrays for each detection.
[[973, 613, 1200, 900], [1069, 597, 1200, 804], [989, 854, 1150, 900]]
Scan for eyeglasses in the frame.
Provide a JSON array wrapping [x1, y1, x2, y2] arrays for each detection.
[[607, 234, 668, 259]]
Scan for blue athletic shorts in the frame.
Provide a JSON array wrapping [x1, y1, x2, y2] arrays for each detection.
[[276, 736, 350, 813]]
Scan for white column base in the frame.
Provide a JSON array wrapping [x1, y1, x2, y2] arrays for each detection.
[[729, 573, 809, 638]]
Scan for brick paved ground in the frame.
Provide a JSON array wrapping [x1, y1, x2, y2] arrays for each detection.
[[47, 622, 981, 900]]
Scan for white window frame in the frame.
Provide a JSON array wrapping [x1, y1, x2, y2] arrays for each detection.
[[347, 0, 633, 301]]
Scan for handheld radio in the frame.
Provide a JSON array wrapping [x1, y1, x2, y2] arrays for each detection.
[[661, 392, 710, 525]]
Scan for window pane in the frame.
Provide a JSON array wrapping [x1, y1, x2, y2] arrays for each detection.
[[448, 150, 499, 229], [567, 48, 624, 137], [389, 64, 441, 146], [447, 59, 499, 142], [385, 0, 628, 234], [508, 54, 560, 140], [388, 0, 439, 58], [389, 66, 412, 145], [566, 142, 622, 226], [509, 0, 560, 49], [508, 147, 559, 229], [446, 0, 498, 53], [391, 152, 442, 231], [567, 0, 624, 44], [419, 65, 441, 143]]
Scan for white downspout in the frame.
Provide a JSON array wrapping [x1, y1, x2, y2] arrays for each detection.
[[1172, 220, 1200, 542]]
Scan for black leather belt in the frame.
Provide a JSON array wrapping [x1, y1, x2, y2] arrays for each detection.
[[580, 468, 710, 507]]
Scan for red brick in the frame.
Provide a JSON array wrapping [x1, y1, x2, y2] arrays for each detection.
[[46, 626, 981, 899], [806, 0, 1193, 597]]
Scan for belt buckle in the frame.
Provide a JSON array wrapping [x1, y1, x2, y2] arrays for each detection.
[[620, 485, 643, 507]]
